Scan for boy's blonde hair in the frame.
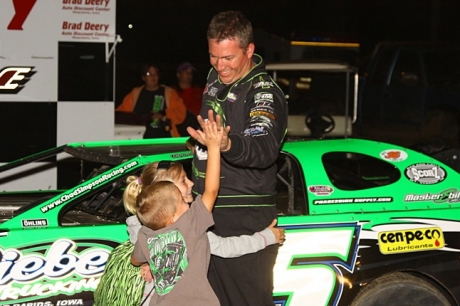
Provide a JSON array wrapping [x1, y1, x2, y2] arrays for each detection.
[[136, 181, 182, 230], [123, 161, 184, 215]]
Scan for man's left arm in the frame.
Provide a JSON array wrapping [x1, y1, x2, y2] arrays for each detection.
[[222, 89, 288, 168]]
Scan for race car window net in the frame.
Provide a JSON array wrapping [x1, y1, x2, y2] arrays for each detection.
[[276, 153, 307, 216], [58, 168, 136, 225], [58, 159, 195, 226], [322, 152, 400, 191]]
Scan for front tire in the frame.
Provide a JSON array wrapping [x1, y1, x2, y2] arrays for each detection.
[[351, 272, 453, 306]]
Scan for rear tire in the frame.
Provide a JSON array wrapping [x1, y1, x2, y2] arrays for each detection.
[[351, 272, 452, 306]]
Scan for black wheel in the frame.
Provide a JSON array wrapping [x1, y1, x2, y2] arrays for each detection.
[[305, 113, 335, 138], [351, 272, 453, 306]]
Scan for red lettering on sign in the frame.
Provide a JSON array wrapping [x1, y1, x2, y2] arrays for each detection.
[[7, 0, 37, 30]]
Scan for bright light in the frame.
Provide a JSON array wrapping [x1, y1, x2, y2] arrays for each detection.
[[291, 41, 360, 48], [128, 24, 133, 29]]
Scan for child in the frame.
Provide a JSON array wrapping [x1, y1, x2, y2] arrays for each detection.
[[95, 160, 284, 306], [131, 113, 222, 304], [125, 161, 284, 258]]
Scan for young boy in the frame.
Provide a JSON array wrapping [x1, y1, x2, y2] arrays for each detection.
[[131, 111, 225, 305]]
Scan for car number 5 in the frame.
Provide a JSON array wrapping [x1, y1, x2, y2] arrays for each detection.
[[273, 224, 360, 306]]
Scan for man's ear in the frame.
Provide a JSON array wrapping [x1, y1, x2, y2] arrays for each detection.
[[245, 43, 255, 58]]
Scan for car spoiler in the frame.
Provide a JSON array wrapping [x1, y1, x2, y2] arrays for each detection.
[[0, 145, 66, 173], [0, 140, 192, 174]]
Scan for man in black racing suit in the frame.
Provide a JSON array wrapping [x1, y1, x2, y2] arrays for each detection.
[[188, 10, 288, 306]]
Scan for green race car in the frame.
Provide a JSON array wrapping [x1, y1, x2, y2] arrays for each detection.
[[1, 137, 460, 306]]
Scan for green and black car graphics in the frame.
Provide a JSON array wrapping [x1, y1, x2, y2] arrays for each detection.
[[1, 137, 460, 305]]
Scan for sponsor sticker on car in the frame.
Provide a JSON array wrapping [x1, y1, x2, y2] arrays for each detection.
[[378, 227, 445, 254], [405, 163, 446, 184], [380, 149, 408, 162]]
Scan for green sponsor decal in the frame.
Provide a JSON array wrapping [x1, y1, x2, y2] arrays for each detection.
[[0, 239, 111, 303]]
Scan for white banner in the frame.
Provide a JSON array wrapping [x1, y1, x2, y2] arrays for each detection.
[[0, 0, 116, 101], [60, 0, 116, 41]]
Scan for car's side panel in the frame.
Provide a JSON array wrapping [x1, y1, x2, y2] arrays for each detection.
[[0, 158, 149, 304], [284, 139, 460, 215], [2, 138, 460, 305], [275, 213, 460, 306], [273, 222, 360, 306], [0, 224, 128, 305], [275, 140, 460, 305]]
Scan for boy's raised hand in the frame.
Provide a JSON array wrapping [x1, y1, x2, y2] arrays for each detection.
[[195, 111, 228, 149], [188, 110, 230, 149]]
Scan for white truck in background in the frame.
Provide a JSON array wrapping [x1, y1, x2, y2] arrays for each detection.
[[266, 61, 358, 139], [0, 0, 121, 191]]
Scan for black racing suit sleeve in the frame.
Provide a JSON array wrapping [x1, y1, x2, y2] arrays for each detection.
[[222, 89, 287, 168]]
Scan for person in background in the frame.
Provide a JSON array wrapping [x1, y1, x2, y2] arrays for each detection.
[[116, 63, 186, 138], [187, 10, 289, 306], [173, 61, 202, 136], [173, 61, 203, 116]]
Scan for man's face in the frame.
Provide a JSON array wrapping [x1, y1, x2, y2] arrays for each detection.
[[177, 68, 194, 85], [142, 66, 159, 90], [208, 38, 255, 84]]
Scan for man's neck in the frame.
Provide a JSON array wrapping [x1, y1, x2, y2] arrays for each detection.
[[145, 85, 159, 91]]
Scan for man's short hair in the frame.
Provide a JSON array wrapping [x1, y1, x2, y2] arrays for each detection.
[[140, 63, 160, 76], [207, 10, 253, 49], [177, 62, 196, 72]]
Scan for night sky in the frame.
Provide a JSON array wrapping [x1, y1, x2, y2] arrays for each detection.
[[114, 0, 460, 102]]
